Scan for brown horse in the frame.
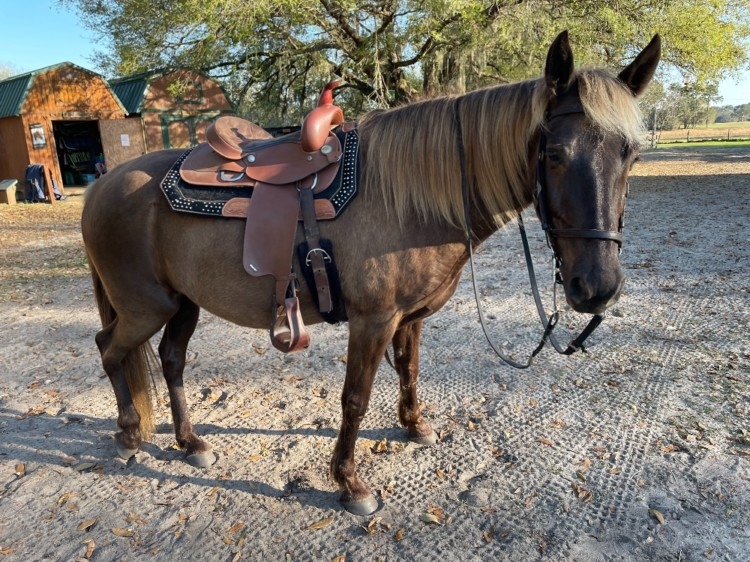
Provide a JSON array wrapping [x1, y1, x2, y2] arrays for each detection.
[[81, 31, 660, 515]]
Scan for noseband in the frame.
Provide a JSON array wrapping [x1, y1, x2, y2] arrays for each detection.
[[535, 103, 625, 251]]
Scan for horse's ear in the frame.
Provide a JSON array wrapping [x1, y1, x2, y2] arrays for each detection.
[[618, 35, 661, 97], [545, 30, 575, 96]]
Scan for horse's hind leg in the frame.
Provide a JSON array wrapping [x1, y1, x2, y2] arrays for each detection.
[[331, 314, 399, 516], [392, 320, 438, 445], [96, 310, 173, 458], [158, 296, 215, 468]]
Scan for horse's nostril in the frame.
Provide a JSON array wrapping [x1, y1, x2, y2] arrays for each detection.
[[569, 277, 593, 302], [566, 273, 623, 314]]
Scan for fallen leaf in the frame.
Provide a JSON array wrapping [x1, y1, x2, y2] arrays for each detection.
[[127, 512, 147, 525], [575, 471, 587, 482], [226, 522, 244, 534], [539, 437, 554, 446], [609, 467, 622, 475], [420, 512, 441, 524], [247, 454, 262, 462], [571, 483, 593, 502], [280, 375, 304, 383], [435, 468, 445, 480], [57, 492, 76, 506], [394, 528, 405, 541], [362, 518, 381, 535], [332, 556, 346, 562], [111, 528, 134, 537], [0, 547, 15, 555], [661, 444, 679, 454], [466, 420, 476, 431], [372, 438, 388, 454], [83, 538, 95, 559], [207, 486, 221, 498], [77, 519, 97, 532], [14, 464, 25, 477], [305, 516, 335, 530], [650, 509, 666, 525], [483, 529, 494, 542]]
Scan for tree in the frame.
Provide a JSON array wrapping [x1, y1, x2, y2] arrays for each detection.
[[0, 64, 22, 80], [60, 0, 750, 124]]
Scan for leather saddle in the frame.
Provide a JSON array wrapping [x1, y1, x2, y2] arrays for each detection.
[[178, 81, 347, 353]]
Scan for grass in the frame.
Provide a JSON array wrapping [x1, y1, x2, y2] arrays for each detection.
[[0, 196, 89, 304], [655, 122, 750, 145], [655, 139, 750, 149]]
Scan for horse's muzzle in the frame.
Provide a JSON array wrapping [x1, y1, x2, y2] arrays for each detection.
[[564, 267, 625, 314]]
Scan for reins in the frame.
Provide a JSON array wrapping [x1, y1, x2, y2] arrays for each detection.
[[453, 98, 617, 369]]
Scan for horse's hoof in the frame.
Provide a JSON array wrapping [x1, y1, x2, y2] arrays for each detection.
[[341, 494, 379, 516], [409, 429, 438, 446], [186, 450, 216, 468], [115, 441, 138, 460]]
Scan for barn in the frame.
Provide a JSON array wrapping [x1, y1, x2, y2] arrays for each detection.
[[110, 69, 234, 152], [0, 63, 146, 197]]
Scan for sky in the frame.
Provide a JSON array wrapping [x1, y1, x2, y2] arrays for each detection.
[[1, 0, 749, 105]]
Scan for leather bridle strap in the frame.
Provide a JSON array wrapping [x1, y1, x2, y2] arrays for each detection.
[[453, 98, 606, 369]]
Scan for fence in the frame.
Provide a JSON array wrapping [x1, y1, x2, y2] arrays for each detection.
[[651, 123, 750, 146]]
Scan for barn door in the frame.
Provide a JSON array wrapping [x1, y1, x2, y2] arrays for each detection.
[[98, 118, 146, 172]]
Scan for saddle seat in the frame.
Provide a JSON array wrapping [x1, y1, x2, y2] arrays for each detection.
[[182, 80, 345, 189]]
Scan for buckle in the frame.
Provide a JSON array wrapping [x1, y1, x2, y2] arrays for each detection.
[[305, 248, 331, 266]]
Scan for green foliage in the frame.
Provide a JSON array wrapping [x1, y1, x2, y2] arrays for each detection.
[[60, 0, 750, 123]]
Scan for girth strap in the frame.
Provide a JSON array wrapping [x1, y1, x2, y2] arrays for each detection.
[[299, 179, 334, 314]]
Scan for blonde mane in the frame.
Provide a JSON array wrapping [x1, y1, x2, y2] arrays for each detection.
[[357, 68, 645, 229]]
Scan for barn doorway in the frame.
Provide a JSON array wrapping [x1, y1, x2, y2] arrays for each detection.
[[52, 120, 104, 187]]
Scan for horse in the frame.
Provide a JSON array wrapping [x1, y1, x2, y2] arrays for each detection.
[[81, 31, 660, 516]]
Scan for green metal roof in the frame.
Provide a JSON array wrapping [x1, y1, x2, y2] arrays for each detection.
[[110, 72, 156, 114], [0, 69, 39, 118]]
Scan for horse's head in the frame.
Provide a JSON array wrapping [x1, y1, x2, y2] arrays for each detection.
[[537, 31, 660, 314]]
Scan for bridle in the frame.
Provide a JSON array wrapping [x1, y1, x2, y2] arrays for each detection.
[[454, 98, 626, 370], [535, 102, 625, 251]]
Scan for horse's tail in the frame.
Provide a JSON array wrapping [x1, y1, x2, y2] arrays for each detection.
[[89, 261, 156, 439]]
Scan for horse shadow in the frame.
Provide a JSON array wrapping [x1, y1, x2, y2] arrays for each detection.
[[0, 405, 412, 510]]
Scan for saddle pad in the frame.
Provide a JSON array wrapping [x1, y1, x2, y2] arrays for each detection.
[[160, 127, 360, 219]]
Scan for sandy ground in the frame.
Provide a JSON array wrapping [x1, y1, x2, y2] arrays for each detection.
[[0, 145, 748, 561]]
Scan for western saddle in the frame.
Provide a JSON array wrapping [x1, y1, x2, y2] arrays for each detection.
[[179, 81, 348, 353]]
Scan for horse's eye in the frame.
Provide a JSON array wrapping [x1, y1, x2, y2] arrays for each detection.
[[546, 146, 564, 164]]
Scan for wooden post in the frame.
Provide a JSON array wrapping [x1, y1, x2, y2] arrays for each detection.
[[45, 166, 56, 205]]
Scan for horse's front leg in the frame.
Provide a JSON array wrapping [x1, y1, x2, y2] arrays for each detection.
[[331, 315, 398, 516], [158, 297, 215, 468], [392, 320, 438, 445]]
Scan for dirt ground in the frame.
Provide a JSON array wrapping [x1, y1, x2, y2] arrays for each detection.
[[0, 145, 748, 561]]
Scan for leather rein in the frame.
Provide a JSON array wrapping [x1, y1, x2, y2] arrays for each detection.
[[453, 99, 624, 369]]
